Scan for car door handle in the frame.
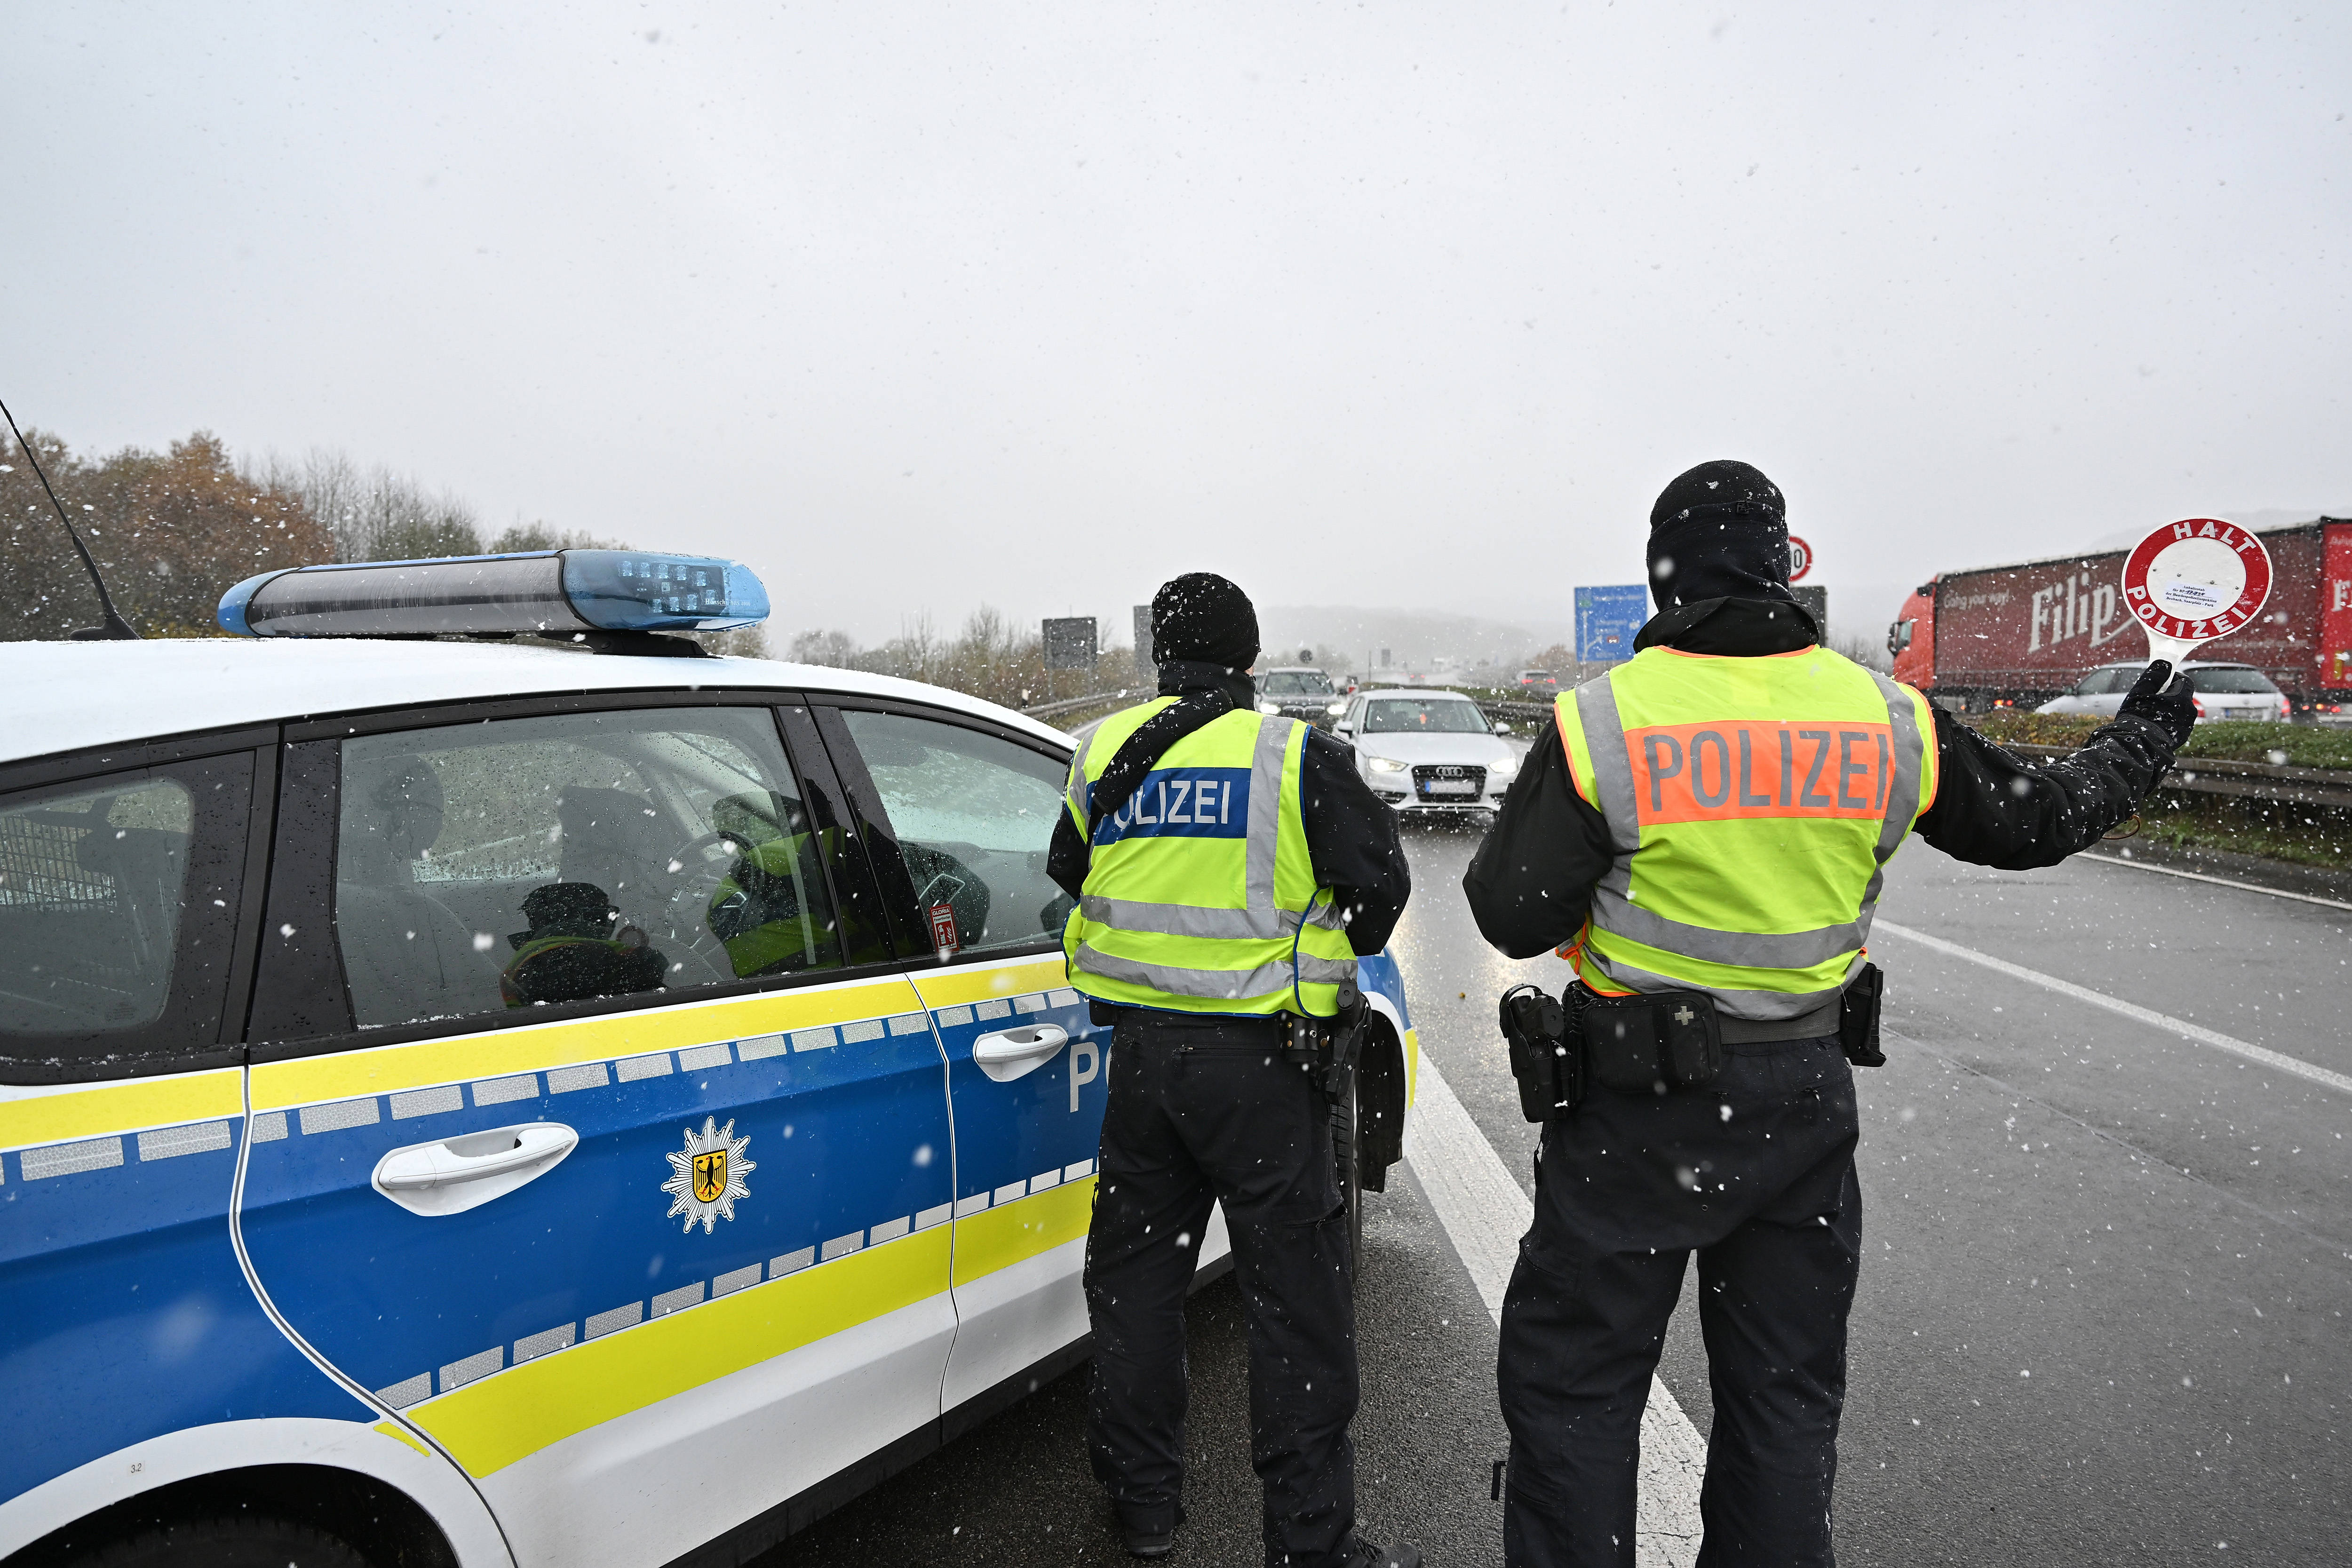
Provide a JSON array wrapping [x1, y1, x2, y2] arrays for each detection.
[[372, 1122, 579, 1217], [972, 1024, 1070, 1083]]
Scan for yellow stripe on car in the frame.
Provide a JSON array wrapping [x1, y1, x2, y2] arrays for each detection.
[[250, 977, 922, 1112], [408, 1225, 954, 1477], [0, 1068, 243, 1154], [950, 1177, 1097, 1284], [909, 957, 1072, 1009]]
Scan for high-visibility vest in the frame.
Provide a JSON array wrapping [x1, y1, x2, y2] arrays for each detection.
[[1062, 700, 1356, 1017], [707, 830, 836, 977], [1554, 644, 1939, 1020]]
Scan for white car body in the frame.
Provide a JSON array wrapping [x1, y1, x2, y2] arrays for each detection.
[[1335, 687, 1518, 812], [2034, 660, 2289, 724]]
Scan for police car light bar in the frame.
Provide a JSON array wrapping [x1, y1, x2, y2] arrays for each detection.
[[216, 550, 770, 639]]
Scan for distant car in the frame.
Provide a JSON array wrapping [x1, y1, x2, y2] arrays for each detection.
[[1256, 665, 1348, 729], [1335, 688, 1517, 813], [2035, 661, 2289, 723], [1515, 669, 1559, 691]]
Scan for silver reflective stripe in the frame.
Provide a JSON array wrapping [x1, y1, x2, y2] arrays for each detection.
[[1573, 681, 1642, 856], [1243, 716, 1293, 913], [1588, 887, 1862, 970], [1079, 892, 1348, 940], [1073, 940, 1357, 1000], [1582, 947, 1860, 1021], [1854, 672, 1928, 943]]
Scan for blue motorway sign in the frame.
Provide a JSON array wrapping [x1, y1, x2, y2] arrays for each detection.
[[1575, 584, 1648, 664]]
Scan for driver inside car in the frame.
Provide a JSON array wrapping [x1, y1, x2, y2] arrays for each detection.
[[703, 792, 845, 977]]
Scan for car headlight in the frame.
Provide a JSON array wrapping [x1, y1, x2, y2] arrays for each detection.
[[1367, 756, 1407, 773], [1488, 755, 1518, 780], [1326, 700, 1348, 716], [1258, 701, 1280, 715]]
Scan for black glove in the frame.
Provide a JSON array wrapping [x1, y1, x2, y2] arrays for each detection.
[[2118, 660, 2196, 749]]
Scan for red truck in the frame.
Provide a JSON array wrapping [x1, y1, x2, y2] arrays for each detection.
[[1888, 517, 2352, 713]]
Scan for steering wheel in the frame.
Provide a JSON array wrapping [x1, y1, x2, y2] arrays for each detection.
[[650, 831, 747, 986]]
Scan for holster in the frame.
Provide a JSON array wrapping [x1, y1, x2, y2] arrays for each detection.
[[1498, 984, 1580, 1122], [1282, 982, 1368, 1100], [1839, 963, 1887, 1067], [1578, 987, 1724, 1093]]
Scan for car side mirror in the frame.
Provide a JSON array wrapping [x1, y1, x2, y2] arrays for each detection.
[[1334, 723, 1353, 738], [1493, 721, 1512, 735]]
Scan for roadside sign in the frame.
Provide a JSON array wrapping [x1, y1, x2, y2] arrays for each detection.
[[1788, 535, 1813, 582], [1575, 584, 1648, 664], [1043, 616, 1097, 670], [2121, 518, 2273, 667]]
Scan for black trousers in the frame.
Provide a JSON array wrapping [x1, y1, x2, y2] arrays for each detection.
[[1084, 1011, 1360, 1568], [1499, 1035, 1863, 1568]]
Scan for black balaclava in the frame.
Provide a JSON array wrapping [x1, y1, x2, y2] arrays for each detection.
[[1645, 459, 1795, 612], [1151, 573, 1259, 701]]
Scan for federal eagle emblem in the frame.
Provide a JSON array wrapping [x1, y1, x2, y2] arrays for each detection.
[[663, 1116, 755, 1234]]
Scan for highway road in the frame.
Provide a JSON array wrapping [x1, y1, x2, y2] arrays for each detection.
[[760, 817, 2352, 1567]]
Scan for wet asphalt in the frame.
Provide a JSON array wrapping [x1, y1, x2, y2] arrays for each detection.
[[763, 819, 2352, 1568]]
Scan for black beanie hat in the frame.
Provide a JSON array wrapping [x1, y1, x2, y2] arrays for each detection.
[[1645, 459, 1794, 612], [1151, 573, 1259, 669]]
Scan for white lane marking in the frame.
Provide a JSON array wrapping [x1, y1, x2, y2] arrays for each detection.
[[1874, 918, 2352, 1097], [2082, 851, 2352, 912], [1405, 1051, 1705, 1567]]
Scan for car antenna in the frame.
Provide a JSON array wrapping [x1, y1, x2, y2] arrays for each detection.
[[0, 394, 139, 640]]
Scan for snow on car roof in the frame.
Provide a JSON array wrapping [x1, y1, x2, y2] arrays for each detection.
[[0, 637, 1070, 768], [1358, 687, 1480, 699]]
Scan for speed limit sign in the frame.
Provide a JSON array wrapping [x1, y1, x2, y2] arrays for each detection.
[[1787, 535, 1813, 582]]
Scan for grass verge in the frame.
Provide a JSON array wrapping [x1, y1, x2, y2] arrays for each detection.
[[1968, 711, 2352, 771]]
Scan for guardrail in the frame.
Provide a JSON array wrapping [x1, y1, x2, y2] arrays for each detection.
[[2003, 742, 2352, 809], [1021, 688, 1137, 720]]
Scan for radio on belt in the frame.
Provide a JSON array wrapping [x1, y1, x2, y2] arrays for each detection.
[[215, 549, 770, 639]]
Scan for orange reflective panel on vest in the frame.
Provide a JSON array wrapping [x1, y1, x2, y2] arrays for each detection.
[[1625, 721, 1895, 825]]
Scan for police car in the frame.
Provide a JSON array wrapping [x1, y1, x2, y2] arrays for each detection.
[[0, 552, 1420, 1568]]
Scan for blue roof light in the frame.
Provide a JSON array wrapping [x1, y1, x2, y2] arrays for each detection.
[[217, 550, 769, 640]]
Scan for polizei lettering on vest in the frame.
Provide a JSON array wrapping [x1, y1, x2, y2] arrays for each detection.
[[1624, 722, 1894, 826], [1091, 766, 1252, 845]]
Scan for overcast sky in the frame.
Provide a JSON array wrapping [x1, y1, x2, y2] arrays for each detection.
[[6, 2, 2346, 649]]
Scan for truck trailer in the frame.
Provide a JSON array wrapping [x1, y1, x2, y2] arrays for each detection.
[[1888, 517, 2352, 713]]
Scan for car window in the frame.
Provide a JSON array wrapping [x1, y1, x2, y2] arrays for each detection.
[[834, 709, 1069, 958], [1362, 698, 1491, 734], [0, 775, 191, 1034], [2184, 668, 2280, 695], [334, 707, 843, 1030], [2074, 670, 2114, 696], [0, 752, 255, 1078], [1263, 671, 1332, 696]]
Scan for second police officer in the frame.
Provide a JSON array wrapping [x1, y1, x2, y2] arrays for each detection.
[[1463, 462, 2197, 1568], [1047, 573, 1418, 1568]]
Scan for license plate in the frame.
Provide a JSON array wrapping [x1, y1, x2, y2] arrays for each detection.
[[1422, 780, 1477, 796]]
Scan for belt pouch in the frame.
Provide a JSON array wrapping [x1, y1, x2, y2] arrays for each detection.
[[1581, 989, 1723, 1091], [1839, 963, 1887, 1067]]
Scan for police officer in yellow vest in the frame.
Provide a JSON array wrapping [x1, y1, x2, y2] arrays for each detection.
[[1464, 462, 2195, 1568], [1046, 573, 1417, 1568]]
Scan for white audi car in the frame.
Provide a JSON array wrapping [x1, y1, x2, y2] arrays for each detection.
[[1334, 688, 1519, 814]]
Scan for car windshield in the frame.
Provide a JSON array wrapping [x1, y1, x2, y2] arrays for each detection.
[[1362, 698, 1490, 734], [2185, 667, 2280, 695], [1263, 671, 1334, 696]]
